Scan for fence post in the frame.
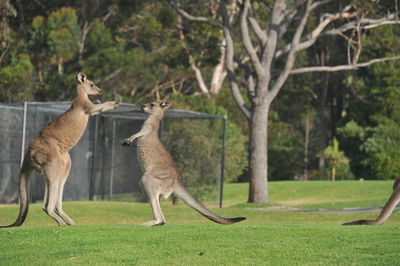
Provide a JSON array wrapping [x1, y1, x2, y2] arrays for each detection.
[[20, 102, 28, 204], [20, 102, 27, 167], [109, 119, 116, 201], [219, 115, 227, 208], [89, 115, 99, 201]]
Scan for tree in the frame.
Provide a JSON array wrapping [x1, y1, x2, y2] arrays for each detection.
[[319, 138, 348, 181], [169, 0, 400, 203], [0, 53, 35, 102], [338, 23, 400, 180], [0, 0, 16, 64], [339, 106, 400, 180], [47, 7, 81, 74]]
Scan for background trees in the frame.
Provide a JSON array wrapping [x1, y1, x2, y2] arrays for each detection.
[[1, 0, 400, 203], [170, 0, 400, 203]]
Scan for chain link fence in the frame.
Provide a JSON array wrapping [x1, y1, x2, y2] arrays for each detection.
[[0, 102, 226, 206]]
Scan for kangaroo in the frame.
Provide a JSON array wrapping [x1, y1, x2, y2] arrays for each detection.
[[122, 101, 246, 226], [343, 178, 400, 225], [0, 72, 119, 227]]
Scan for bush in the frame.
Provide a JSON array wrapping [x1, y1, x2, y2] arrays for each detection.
[[167, 94, 248, 183], [163, 118, 221, 200]]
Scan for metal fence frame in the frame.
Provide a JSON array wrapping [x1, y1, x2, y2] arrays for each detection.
[[3, 101, 228, 207]]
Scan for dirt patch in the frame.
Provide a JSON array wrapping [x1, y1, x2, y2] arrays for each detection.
[[252, 205, 400, 213], [277, 198, 348, 206]]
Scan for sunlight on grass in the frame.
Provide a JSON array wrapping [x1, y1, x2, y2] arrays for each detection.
[[1, 181, 399, 265]]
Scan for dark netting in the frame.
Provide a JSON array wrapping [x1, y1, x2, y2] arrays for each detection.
[[92, 117, 146, 202], [0, 102, 226, 205], [0, 104, 24, 203]]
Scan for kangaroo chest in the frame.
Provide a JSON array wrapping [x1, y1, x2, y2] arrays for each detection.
[[137, 136, 173, 172], [46, 108, 89, 152]]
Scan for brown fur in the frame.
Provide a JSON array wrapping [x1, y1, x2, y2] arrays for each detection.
[[122, 101, 246, 226], [0, 73, 119, 227], [343, 178, 400, 225]]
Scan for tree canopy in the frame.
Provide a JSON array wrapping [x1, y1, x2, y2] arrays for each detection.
[[1, 0, 400, 196]]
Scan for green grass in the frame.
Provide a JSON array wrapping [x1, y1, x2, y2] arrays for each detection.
[[1, 224, 399, 265], [1, 181, 399, 265]]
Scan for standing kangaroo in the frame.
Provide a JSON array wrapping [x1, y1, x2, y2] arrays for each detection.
[[122, 101, 246, 226], [0, 73, 119, 227], [343, 178, 400, 225]]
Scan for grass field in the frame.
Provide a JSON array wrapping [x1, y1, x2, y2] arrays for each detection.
[[1, 181, 399, 265]]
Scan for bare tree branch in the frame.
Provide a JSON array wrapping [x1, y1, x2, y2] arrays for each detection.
[[188, 55, 210, 94], [278, 0, 333, 39], [210, 41, 227, 94], [168, 0, 234, 95], [346, 28, 353, 65], [78, 7, 114, 64], [291, 56, 400, 74], [241, 0, 265, 78], [275, 5, 356, 58], [323, 13, 400, 36], [310, 0, 335, 10], [147, 79, 183, 97], [94, 68, 122, 83], [279, 0, 309, 37], [220, 1, 251, 119], [268, 0, 312, 100], [234, 55, 255, 99], [351, 21, 362, 65], [78, 21, 93, 64], [247, 2, 267, 45], [362, 20, 400, 29], [276, 6, 400, 59], [176, 15, 209, 94], [260, 0, 288, 82], [168, 0, 258, 115], [168, 0, 223, 28]]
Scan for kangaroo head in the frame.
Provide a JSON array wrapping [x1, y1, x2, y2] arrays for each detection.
[[75, 72, 102, 95], [141, 101, 172, 114]]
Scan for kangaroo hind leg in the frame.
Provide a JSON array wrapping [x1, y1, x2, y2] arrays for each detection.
[[54, 153, 76, 226], [141, 175, 166, 226], [42, 156, 68, 226]]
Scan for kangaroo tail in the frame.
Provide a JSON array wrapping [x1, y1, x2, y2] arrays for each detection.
[[343, 178, 400, 226], [173, 183, 246, 225], [0, 160, 33, 228]]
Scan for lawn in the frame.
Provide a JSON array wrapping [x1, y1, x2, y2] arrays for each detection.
[[0, 181, 399, 265]]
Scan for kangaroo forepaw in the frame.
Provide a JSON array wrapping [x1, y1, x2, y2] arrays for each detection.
[[113, 100, 120, 109], [122, 140, 132, 146]]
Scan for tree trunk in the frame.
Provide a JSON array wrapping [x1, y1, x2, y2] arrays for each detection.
[[318, 72, 329, 179], [304, 116, 311, 181], [210, 59, 226, 94], [331, 165, 336, 181], [57, 57, 63, 75], [248, 102, 269, 203], [78, 21, 90, 65], [210, 41, 227, 94]]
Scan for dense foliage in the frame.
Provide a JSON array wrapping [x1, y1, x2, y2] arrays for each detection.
[[1, 1, 399, 181]]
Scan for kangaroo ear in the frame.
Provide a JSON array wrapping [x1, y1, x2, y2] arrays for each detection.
[[161, 101, 171, 109], [75, 72, 86, 83]]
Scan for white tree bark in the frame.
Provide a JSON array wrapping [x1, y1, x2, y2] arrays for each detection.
[[169, 0, 400, 203]]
